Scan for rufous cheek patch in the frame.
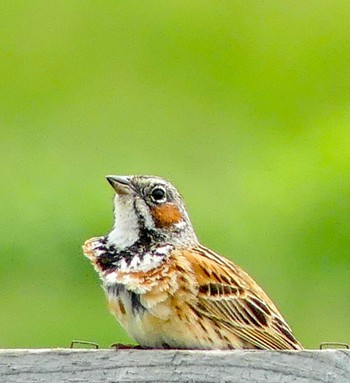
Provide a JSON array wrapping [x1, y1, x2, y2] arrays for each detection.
[[151, 204, 183, 228]]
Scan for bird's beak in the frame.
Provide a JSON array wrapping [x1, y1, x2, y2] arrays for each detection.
[[106, 175, 133, 195]]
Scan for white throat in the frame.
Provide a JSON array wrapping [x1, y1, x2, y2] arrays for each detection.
[[107, 195, 139, 249]]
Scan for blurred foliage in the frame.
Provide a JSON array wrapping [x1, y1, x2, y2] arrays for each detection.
[[1, 1, 350, 349]]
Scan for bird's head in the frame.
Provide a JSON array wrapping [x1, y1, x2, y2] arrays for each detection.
[[106, 175, 198, 249]]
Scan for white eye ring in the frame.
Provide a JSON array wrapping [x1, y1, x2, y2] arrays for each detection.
[[150, 186, 167, 203]]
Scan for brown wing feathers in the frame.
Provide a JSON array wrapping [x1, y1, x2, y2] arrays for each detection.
[[185, 246, 302, 350]]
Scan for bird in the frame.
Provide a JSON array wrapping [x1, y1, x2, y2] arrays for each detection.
[[83, 175, 303, 350]]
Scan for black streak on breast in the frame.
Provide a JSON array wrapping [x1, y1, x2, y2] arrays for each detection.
[[95, 230, 166, 272], [106, 284, 146, 315], [130, 292, 146, 314]]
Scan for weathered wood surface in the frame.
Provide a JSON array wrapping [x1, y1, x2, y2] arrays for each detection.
[[0, 349, 349, 383]]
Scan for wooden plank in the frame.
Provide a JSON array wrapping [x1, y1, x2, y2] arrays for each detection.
[[0, 349, 349, 383]]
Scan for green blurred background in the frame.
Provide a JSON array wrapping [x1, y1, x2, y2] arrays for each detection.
[[1, 1, 350, 349]]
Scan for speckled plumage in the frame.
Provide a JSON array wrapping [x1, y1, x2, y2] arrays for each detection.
[[83, 175, 303, 350]]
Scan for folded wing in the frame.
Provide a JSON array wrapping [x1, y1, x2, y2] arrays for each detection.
[[185, 246, 303, 350]]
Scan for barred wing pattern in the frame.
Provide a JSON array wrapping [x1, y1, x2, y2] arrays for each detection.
[[185, 246, 302, 350]]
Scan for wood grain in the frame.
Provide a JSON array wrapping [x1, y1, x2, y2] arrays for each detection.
[[0, 349, 349, 383]]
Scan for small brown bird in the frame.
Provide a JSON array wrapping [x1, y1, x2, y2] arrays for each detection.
[[83, 175, 302, 350]]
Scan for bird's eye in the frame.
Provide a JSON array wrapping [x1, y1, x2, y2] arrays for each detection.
[[150, 187, 166, 203]]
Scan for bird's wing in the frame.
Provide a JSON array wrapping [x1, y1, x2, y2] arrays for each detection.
[[184, 246, 303, 350]]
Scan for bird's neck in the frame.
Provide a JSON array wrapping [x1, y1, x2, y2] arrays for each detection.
[[96, 229, 172, 274]]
